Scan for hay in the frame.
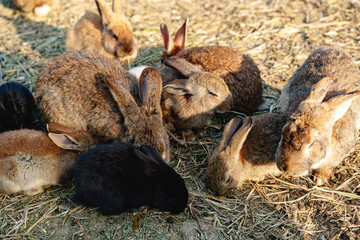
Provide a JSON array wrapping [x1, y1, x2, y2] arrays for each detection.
[[0, 0, 360, 239]]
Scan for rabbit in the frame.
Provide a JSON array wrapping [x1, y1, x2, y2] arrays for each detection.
[[159, 20, 263, 114], [0, 81, 40, 132], [66, 0, 137, 69], [206, 113, 285, 196], [276, 47, 360, 185], [13, 0, 55, 16], [72, 142, 188, 215], [34, 50, 170, 162], [159, 58, 233, 140], [0, 123, 98, 196]]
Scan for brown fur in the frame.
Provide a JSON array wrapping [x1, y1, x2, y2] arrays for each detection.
[[206, 113, 285, 196], [34, 51, 170, 162], [66, 0, 137, 68], [160, 21, 263, 114], [276, 47, 360, 184], [0, 126, 97, 195], [13, 0, 53, 12]]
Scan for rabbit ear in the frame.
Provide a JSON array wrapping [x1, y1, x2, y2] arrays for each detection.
[[134, 146, 162, 177], [323, 90, 360, 125], [173, 19, 187, 52], [305, 76, 337, 103], [95, 0, 114, 25], [219, 117, 253, 152], [47, 122, 75, 134], [48, 132, 82, 150], [112, 0, 122, 13], [163, 58, 199, 77], [138, 67, 162, 108], [163, 79, 193, 96], [160, 23, 174, 53], [99, 72, 140, 114]]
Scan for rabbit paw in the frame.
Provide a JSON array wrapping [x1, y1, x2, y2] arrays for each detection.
[[313, 168, 333, 186], [182, 129, 195, 141], [34, 5, 51, 16], [23, 187, 44, 196]]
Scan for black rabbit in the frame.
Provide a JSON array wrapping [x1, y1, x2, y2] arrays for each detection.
[[0, 82, 39, 132], [72, 142, 188, 215]]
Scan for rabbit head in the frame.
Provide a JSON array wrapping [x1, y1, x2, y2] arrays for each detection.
[[47, 122, 98, 152], [206, 117, 253, 195], [134, 145, 188, 214], [95, 0, 137, 65], [161, 58, 233, 130], [102, 67, 170, 162], [276, 76, 360, 176], [160, 19, 187, 60]]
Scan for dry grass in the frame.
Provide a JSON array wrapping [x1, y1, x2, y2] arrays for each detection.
[[0, 0, 360, 239]]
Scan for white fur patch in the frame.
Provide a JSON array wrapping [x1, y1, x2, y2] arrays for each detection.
[[34, 5, 51, 16], [129, 66, 149, 80]]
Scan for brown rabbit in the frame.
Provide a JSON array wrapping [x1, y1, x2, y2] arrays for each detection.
[[206, 114, 285, 196], [13, 0, 55, 16], [66, 0, 137, 69], [160, 20, 263, 114], [276, 47, 360, 185], [0, 123, 98, 196], [34, 51, 170, 162], [160, 58, 233, 139]]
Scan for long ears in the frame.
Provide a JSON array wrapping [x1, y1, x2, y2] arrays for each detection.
[[163, 58, 199, 77], [134, 145, 164, 177], [112, 0, 122, 13], [138, 67, 162, 109], [218, 117, 253, 153], [99, 73, 140, 123], [47, 123, 86, 151], [162, 79, 192, 96], [160, 19, 187, 57], [305, 76, 337, 103], [323, 90, 360, 126], [95, 0, 114, 25]]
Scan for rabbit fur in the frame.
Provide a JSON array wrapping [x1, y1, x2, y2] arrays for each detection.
[[13, 0, 55, 16], [276, 47, 360, 185], [206, 113, 285, 196], [66, 0, 137, 69], [34, 51, 170, 162], [0, 123, 98, 195], [72, 142, 188, 215], [0, 81, 39, 132], [160, 20, 263, 114]]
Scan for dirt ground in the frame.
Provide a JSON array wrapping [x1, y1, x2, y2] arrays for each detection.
[[0, 0, 360, 239]]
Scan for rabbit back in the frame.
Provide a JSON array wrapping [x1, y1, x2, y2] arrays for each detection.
[[35, 51, 134, 143], [0, 82, 38, 132]]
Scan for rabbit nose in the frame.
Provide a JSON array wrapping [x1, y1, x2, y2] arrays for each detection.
[[279, 162, 287, 172]]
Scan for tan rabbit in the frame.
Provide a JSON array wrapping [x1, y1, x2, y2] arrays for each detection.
[[66, 0, 137, 69], [13, 0, 55, 16], [160, 58, 233, 139], [276, 47, 360, 185], [206, 114, 285, 196], [0, 123, 98, 196], [160, 20, 263, 114], [35, 51, 170, 162]]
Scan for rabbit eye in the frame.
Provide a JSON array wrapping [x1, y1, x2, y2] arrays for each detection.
[[208, 89, 218, 97], [111, 32, 118, 40], [308, 140, 319, 149]]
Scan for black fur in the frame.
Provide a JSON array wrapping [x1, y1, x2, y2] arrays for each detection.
[[72, 142, 188, 215], [0, 82, 38, 132]]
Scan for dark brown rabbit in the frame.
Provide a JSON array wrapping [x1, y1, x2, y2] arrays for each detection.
[[66, 0, 137, 69], [206, 113, 285, 196], [35, 51, 170, 162], [159, 20, 263, 114]]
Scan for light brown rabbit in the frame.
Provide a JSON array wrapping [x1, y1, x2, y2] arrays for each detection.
[[160, 20, 263, 114], [35, 51, 170, 162], [276, 47, 360, 185], [0, 123, 98, 196], [66, 0, 137, 69], [206, 114, 285, 196], [160, 58, 233, 139], [13, 0, 55, 16]]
